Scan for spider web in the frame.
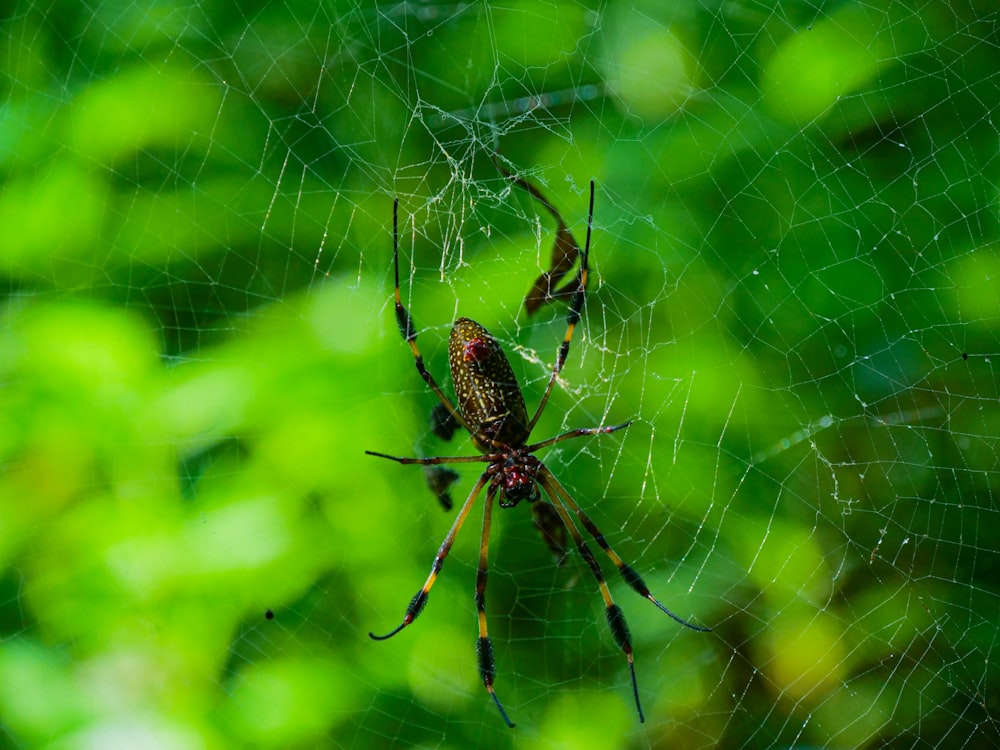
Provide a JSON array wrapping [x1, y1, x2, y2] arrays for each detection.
[[1, 0, 998, 747]]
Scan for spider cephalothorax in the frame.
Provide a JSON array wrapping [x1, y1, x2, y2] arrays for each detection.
[[493, 450, 540, 508], [367, 174, 709, 728]]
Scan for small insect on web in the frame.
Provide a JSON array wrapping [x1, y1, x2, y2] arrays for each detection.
[[366, 176, 710, 728]]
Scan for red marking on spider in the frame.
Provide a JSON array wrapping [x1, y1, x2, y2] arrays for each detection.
[[463, 337, 492, 362]]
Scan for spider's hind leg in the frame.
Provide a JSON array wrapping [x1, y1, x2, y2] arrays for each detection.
[[391, 199, 471, 435]]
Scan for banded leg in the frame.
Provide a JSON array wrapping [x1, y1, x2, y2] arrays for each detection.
[[526, 180, 596, 434], [365, 450, 493, 466], [392, 199, 471, 434], [525, 420, 631, 453], [542, 467, 711, 633], [536, 471, 647, 723], [369, 471, 490, 640], [475, 485, 515, 728]]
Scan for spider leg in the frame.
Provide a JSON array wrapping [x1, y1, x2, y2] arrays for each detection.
[[476, 484, 515, 728], [369, 471, 491, 641], [525, 421, 631, 453], [525, 180, 595, 434], [366, 450, 494, 465], [536, 469, 646, 722], [542, 467, 711, 633], [392, 199, 473, 435]]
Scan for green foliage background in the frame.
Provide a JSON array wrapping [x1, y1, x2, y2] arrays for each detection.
[[1, 1, 998, 747]]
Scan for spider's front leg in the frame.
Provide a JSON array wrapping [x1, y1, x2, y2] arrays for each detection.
[[368, 472, 490, 640], [536, 467, 711, 724], [544, 469, 712, 632], [475, 484, 515, 728]]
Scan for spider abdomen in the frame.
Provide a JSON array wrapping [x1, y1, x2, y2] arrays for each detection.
[[449, 317, 529, 451]]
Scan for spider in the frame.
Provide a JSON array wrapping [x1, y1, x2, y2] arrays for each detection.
[[367, 177, 710, 728]]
